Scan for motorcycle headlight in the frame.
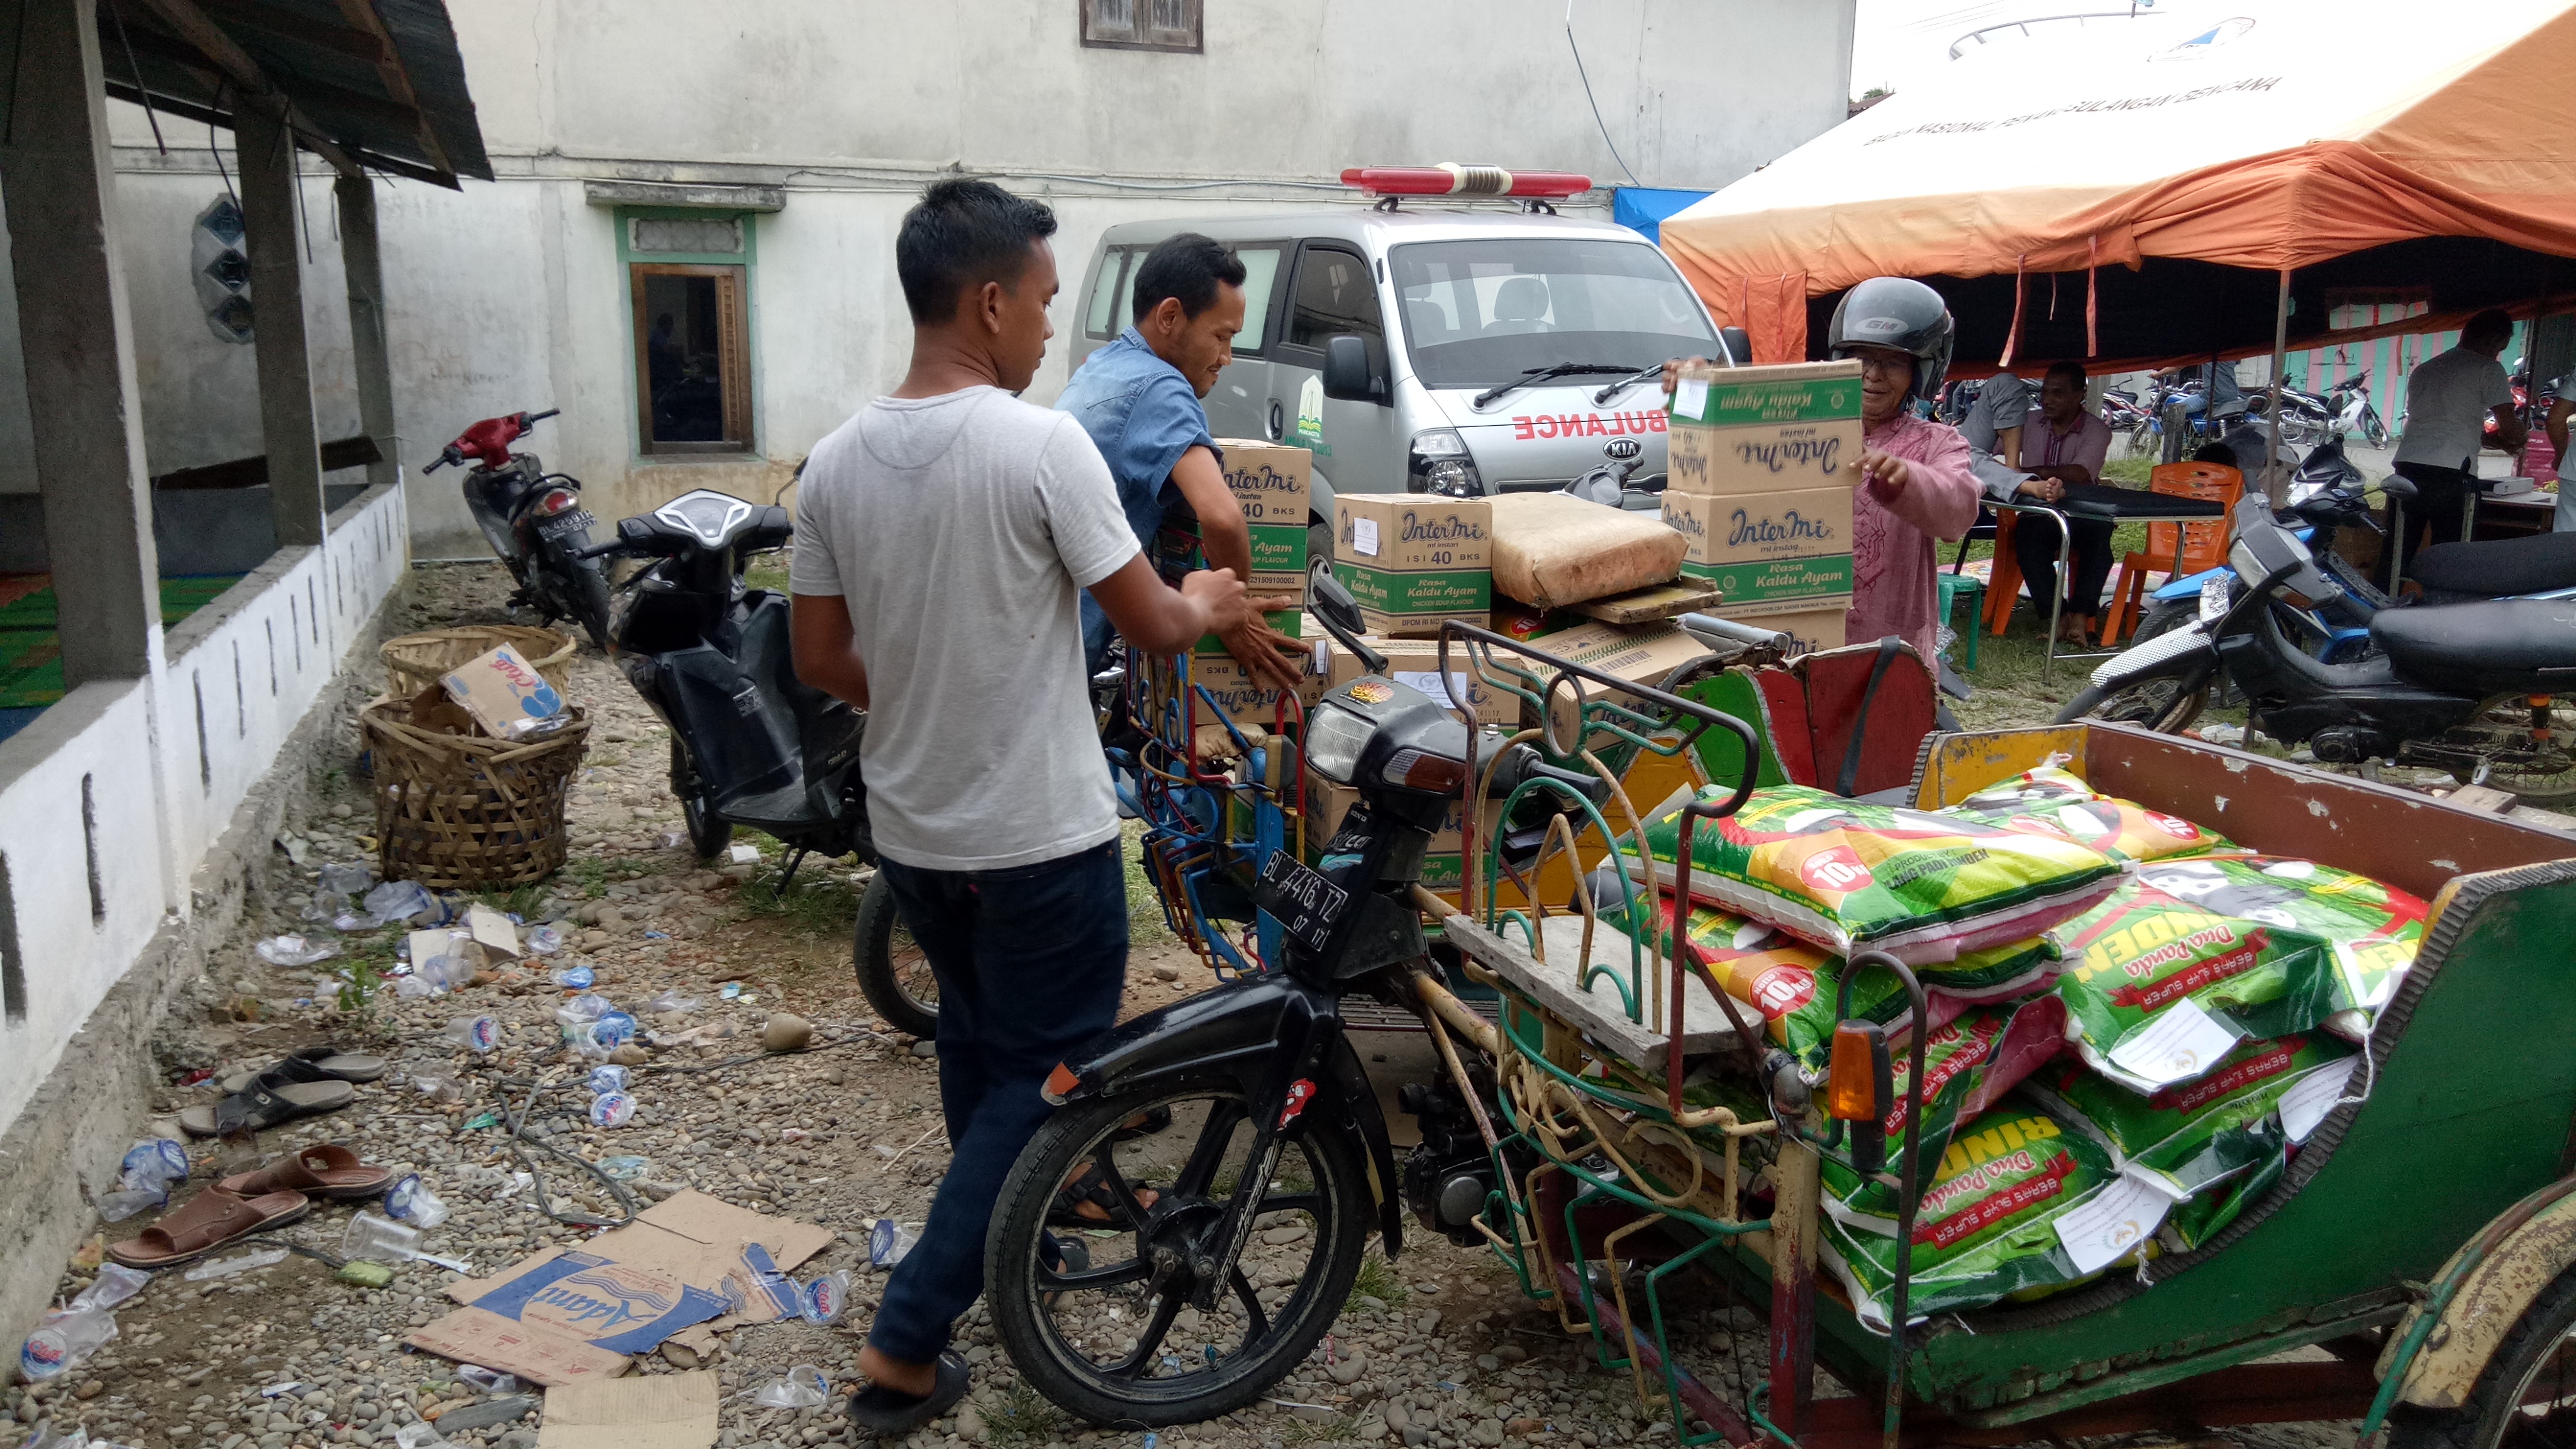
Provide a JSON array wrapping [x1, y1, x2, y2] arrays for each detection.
[[1304, 701, 1375, 785], [1407, 428, 1484, 496]]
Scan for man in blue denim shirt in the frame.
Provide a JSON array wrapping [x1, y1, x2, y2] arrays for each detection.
[[1058, 233, 1304, 691]]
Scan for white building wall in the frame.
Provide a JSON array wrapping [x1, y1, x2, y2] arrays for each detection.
[[81, 0, 1854, 553]]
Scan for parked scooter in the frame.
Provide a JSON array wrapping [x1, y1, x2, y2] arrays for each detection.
[[2060, 489, 2576, 802], [578, 490, 906, 1014], [424, 409, 614, 650]]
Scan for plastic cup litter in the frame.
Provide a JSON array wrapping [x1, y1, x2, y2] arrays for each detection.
[[441, 1016, 500, 1053], [587, 1065, 630, 1094], [550, 963, 594, 989], [384, 1174, 451, 1229], [341, 1210, 423, 1264], [589, 1092, 635, 1128], [590, 1011, 638, 1048], [869, 1218, 919, 1268], [749, 1365, 828, 1410], [801, 1270, 853, 1324], [524, 924, 566, 956], [597, 1155, 652, 1182]]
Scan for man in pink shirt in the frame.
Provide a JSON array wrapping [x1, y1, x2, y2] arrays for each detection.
[[2006, 360, 2117, 642]]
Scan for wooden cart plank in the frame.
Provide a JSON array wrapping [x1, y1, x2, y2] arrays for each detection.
[[1441, 912, 1745, 1072], [1570, 578, 1723, 625]]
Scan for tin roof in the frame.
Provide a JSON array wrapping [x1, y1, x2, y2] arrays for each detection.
[[98, 0, 490, 189]]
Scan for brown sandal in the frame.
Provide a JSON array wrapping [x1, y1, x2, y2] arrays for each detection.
[[106, 1187, 311, 1269], [216, 1143, 398, 1201]]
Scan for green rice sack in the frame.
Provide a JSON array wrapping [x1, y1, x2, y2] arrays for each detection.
[[1819, 997, 2070, 1221], [1601, 890, 2060, 1021], [1596, 894, 1968, 1066], [2047, 879, 2345, 1093], [2019, 1032, 2353, 1194], [1821, 1097, 2165, 1331], [1630, 784, 2121, 965], [1942, 763, 2241, 865], [2131, 856, 2427, 1040]]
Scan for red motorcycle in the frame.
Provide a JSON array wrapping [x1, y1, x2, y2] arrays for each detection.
[[423, 409, 613, 650]]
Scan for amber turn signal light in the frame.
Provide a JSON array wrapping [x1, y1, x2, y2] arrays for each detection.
[[1826, 1021, 1885, 1122]]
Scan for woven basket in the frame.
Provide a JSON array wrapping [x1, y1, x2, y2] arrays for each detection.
[[380, 625, 577, 700], [363, 699, 590, 889]]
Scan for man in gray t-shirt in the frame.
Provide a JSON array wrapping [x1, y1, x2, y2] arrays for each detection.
[[791, 180, 1247, 1435]]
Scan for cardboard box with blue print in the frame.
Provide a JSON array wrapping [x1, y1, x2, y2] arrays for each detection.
[[440, 643, 569, 740]]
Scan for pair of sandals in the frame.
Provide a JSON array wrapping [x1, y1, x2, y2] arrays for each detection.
[[106, 1144, 397, 1268], [179, 1048, 389, 1138]]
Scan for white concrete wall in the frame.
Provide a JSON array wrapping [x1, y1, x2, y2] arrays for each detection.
[[0, 482, 407, 1131], [84, 0, 1855, 552]]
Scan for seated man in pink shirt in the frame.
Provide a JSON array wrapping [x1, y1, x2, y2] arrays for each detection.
[[2002, 360, 2118, 643], [1663, 277, 1979, 663]]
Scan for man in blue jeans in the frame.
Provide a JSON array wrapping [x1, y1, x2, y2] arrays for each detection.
[[789, 179, 1252, 1436], [1057, 232, 1304, 693]]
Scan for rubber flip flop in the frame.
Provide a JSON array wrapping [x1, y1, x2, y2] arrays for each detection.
[[217, 1143, 399, 1201], [106, 1187, 311, 1269], [219, 1050, 388, 1094], [179, 1074, 356, 1138], [844, 1352, 968, 1439], [1050, 1160, 1160, 1230]]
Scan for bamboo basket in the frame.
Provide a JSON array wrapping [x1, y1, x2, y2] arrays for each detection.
[[380, 625, 577, 701], [362, 699, 589, 889]]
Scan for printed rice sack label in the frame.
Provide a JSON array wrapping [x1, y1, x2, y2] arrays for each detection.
[[1819, 998, 2070, 1220], [2047, 879, 2345, 1092], [1821, 1098, 2176, 1330], [1597, 894, 1967, 1066], [2021, 1031, 2353, 1193], [2131, 856, 2426, 1040], [1630, 785, 2121, 965], [1943, 763, 2240, 865]]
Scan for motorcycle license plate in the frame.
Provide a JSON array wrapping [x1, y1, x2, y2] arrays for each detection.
[[2199, 576, 2231, 623], [538, 508, 595, 540], [1256, 849, 1350, 957]]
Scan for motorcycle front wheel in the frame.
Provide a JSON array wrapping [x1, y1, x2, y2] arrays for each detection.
[[2054, 656, 2212, 733], [852, 870, 938, 1038], [570, 557, 614, 653], [987, 1079, 1370, 1428], [669, 741, 731, 858]]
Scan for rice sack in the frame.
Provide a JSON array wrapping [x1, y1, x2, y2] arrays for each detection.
[[1821, 1098, 2165, 1330], [1604, 891, 2060, 1020], [2131, 856, 2426, 1039], [1819, 997, 2069, 1220], [1599, 894, 1967, 1066], [2021, 1032, 2354, 1193], [1943, 763, 2240, 865], [1631, 785, 2121, 964], [2048, 878, 2348, 1092]]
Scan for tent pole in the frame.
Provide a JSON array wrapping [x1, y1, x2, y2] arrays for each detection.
[[2267, 267, 2293, 504]]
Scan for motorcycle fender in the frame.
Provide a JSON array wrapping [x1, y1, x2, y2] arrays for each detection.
[[1054, 975, 1406, 1257]]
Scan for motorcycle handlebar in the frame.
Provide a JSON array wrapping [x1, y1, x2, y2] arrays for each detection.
[[521, 408, 561, 425], [574, 537, 626, 560]]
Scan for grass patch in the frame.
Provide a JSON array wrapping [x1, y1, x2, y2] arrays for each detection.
[[744, 558, 791, 595], [980, 1381, 1067, 1448], [1346, 1251, 1409, 1311], [567, 858, 610, 898], [1119, 820, 1175, 945], [473, 884, 550, 919], [1282, 1411, 1359, 1445], [735, 873, 860, 937]]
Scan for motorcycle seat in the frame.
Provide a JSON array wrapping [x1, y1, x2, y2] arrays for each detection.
[[2370, 597, 2576, 696], [2409, 531, 2576, 599]]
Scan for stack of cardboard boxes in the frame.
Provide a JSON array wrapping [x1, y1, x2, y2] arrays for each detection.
[[1329, 493, 1492, 638], [1141, 439, 1327, 726], [1662, 358, 1863, 655]]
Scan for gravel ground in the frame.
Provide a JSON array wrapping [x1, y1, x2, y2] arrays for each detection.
[[3, 562, 2353, 1449]]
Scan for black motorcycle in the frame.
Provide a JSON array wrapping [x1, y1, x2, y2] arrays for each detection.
[[978, 574, 1760, 1426], [579, 491, 919, 1021], [425, 409, 614, 650]]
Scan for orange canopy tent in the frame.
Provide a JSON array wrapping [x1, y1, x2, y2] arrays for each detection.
[[1660, 1, 2576, 375]]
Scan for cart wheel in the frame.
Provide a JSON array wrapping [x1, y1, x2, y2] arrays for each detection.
[[2392, 1265, 2576, 1449], [853, 870, 938, 1038]]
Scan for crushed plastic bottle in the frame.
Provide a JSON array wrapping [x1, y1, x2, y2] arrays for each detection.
[[17, 1266, 147, 1381], [184, 1246, 287, 1281], [554, 993, 611, 1026], [869, 1218, 919, 1269], [523, 925, 566, 956], [384, 1175, 451, 1230], [362, 879, 436, 924], [317, 862, 375, 898], [549, 962, 593, 989], [455, 1365, 519, 1395], [587, 1092, 635, 1128], [341, 1211, 423, 1264], [800, 1270, 853, 1325], [98, 1139, 189, 1221], [413, 1074, 464, 1105], [596, 1155, 652, 1182], [255, 935, 338, 967], [749, 1365, 828, 1410], [440, 1016, 499, 1053], [586, 1065, 630, 1094], [641, 988, 699, 1015]]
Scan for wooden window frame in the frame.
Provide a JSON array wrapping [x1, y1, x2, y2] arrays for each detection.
[[630, 262, 754, 456]]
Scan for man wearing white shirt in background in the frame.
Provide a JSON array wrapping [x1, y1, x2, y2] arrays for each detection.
[[2389, 308, 2526, 584]]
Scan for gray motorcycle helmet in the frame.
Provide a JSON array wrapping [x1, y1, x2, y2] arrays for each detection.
[[1826, 277, 1956, 403]]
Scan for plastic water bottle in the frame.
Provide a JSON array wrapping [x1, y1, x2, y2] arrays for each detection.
[[18, 1305, 116, 1380], [384, 1174, 451, 1230]]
